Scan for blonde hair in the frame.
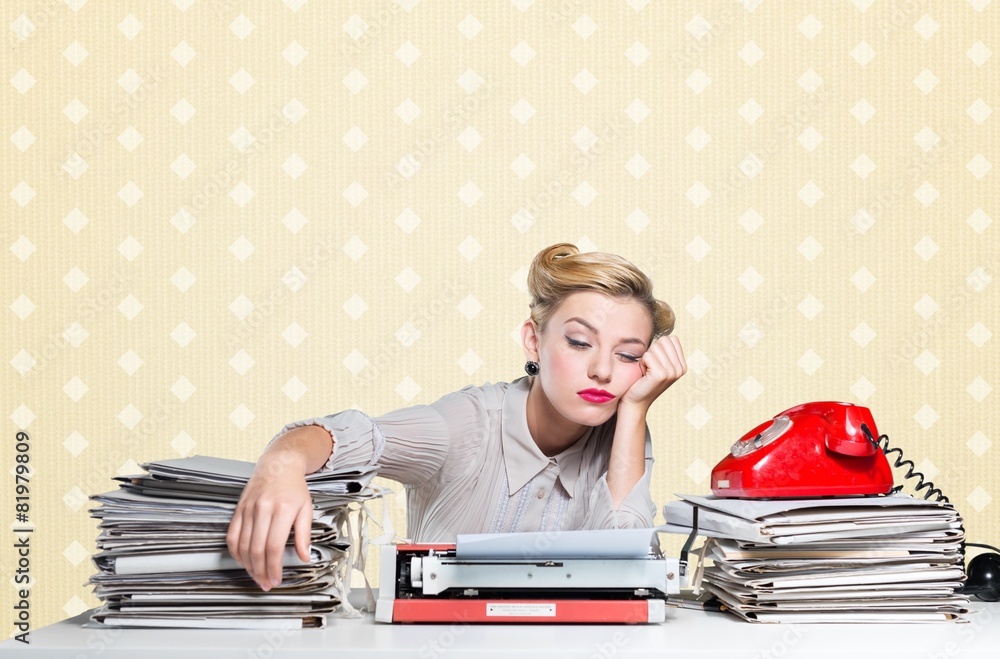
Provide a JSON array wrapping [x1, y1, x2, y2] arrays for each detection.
[[527, 243, 675, 342]]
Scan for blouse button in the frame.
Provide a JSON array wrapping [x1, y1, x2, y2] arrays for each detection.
[[536, 488, 545, 499]]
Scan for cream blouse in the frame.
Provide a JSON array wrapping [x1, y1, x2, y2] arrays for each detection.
[[269, 376, 656, 542]]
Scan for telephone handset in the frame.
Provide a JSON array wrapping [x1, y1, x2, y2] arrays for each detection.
[[711, 401, 894, 498]]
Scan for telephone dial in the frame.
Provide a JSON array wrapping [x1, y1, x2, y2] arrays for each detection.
[[708, 401, 1000, 601]]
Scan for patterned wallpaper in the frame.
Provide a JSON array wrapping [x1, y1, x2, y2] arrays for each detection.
[[4, 0, 998, 632]]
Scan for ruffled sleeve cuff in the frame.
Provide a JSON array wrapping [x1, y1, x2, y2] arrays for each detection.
[[266, 410, 386, 474], [580, 461, 656, 530]]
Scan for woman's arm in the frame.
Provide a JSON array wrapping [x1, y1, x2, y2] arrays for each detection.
[[226, 398, 460, 591], [606, 403, 648, 507], [608, 335, 687, 507], [226, 424, 333, 591]]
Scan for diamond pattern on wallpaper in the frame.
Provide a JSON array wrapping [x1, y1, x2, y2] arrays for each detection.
[[283, 322, 308, 347], [510, 98, 535, 123], [119, 125, 143, 151], [798, 126, 823, 151], [968, 98, 992, 124], [457, 236, 483, 261], [739, 98, 764, 124], [10, 68, 36, 94], [685, 458, 710, 484], [396, 376, 421, 402], [851, 377, 877, 402], [967, 432, 992, 456], [798, 350, 822, 375], [739, 40, 764, 66], [967, 322, 992, 347], [625, 208, 650, 234], [851, 40, 875, 66], [967, 487, 993, 513], [850, 98, 875, 124], [685, 69, 710, 94], [230, 405, 255, 430], [9, 405, 34, 430], [172, 431, 197, 456], [10, 126, 35, 151], [851, 322, 876, 347], [739, 377, 764, 402]]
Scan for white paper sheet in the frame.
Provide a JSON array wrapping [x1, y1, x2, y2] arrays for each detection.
[[455, 527, 658, 559]]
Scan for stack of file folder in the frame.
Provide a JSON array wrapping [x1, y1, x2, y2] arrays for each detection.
[[86, 455, 385, 629], [663, 494, 970, 623]]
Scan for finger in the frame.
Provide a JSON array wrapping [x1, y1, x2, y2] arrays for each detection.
[[247, 506, 274, 590], [238, 508, 260, 588], [640, 346, 667, 374], [657, 335, 686, 376], [264, 509, 294, 589], [643, 340, 670, 377], [226, 509, 243, 565], [293, 501, 312, 564], [668, 335, 687, 374], [237, 504, 259, 579]]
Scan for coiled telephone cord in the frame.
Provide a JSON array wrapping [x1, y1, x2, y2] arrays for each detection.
[[860, 423, 949, 503]]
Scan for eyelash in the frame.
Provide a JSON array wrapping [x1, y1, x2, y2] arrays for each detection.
[[566, 338, 641, 363]]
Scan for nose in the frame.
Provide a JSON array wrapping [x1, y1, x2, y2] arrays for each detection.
[[588, 351, 613, 383]]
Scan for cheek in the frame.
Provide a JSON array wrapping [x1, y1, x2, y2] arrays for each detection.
[[619, 363, 644, 386], [543, 350, 576, 381]]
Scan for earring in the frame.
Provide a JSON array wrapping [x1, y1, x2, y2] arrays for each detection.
[[524, 361, 539, 376]]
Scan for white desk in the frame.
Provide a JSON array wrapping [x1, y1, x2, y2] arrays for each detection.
[[4, 599, 998, 658]]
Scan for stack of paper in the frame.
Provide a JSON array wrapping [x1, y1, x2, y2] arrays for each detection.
[[86, 455, 385, 629], [663, 494, 970, 623]]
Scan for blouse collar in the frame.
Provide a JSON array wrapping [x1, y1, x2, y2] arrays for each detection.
[[501, 376, 590, 498]]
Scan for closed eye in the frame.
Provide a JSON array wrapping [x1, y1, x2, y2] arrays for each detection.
[[568, 336, 640, 363]]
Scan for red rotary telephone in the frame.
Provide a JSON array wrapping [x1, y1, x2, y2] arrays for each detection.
[[710, 402, 894, 498]]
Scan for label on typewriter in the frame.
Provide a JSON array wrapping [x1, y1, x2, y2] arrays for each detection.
[[486, 603, 556, 617]]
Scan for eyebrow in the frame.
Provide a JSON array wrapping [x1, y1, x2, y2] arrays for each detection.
[[564, 317, 647, 346]]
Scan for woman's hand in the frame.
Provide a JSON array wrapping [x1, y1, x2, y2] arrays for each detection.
[[620, 335, 687, 411], [226, 453, 314, 591]]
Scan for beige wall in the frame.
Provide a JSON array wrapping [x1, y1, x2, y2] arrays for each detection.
[[4, 0, 998, 632]]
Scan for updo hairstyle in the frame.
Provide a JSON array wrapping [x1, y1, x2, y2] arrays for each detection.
[[526, 243, 675, 343]]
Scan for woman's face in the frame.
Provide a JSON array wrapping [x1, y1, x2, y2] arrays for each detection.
[[525, 291, 654, 428]]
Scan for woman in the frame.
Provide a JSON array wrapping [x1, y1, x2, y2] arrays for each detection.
[[227, 243, 687, 591]]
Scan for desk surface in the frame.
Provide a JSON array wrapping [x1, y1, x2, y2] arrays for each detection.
[[4, 600, 999, 659]]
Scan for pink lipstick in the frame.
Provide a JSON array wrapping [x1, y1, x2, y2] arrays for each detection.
[[578, 389, 615, 404]]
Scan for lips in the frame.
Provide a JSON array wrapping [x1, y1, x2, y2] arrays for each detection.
[[578, 389, 615, 404]]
